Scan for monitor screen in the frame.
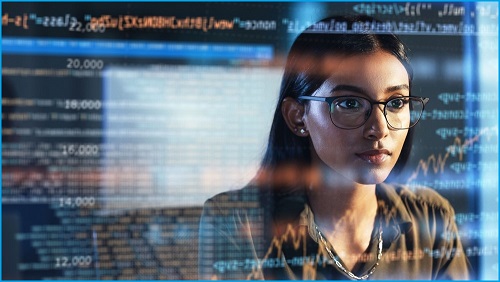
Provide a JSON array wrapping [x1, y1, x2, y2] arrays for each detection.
[[2, 2, 498, 280]]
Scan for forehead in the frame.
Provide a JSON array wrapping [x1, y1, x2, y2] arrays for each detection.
[[318, 50, 410, 93]]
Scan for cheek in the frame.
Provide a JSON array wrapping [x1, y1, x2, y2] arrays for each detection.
[[306, 116, 337, 159], [306, 105, 338, 147], [305, 103, 357, 158], [308, 123, 354, 165], [306, 102, 330, 127], [391, 131, 409, 160], [396, 130, 408, 147]]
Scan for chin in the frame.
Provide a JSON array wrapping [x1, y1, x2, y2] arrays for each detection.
[[356, 177, 387, 185], [353, 168, 392, 185], [323, 162, 394, 186]]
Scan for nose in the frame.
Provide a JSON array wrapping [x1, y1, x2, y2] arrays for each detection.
[[363, 104, 389, 140]]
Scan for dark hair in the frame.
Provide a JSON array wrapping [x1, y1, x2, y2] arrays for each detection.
[[259, 15, 414, 182]]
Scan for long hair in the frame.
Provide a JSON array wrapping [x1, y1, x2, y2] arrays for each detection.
[[258, 15, 414, 183]]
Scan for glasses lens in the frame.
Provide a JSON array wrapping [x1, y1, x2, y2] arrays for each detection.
[[330, 96, 371, 129], [328, 96, 425, 129], [385, 97, 424, 129]]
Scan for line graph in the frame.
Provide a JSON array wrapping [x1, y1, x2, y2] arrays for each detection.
[[406, 126, 497, 184], [246, 224, 322, 280]]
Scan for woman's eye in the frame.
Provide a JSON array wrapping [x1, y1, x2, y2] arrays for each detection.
[[387, 98, 406, 109], [337, 98, 362, 109]]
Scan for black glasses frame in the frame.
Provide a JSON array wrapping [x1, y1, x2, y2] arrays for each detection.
[[297, 95, 430, 130]]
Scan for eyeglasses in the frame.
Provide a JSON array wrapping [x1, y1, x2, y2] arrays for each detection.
[[297, 95, 429, 130]]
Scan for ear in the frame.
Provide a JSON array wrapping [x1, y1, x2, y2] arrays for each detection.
[[281, 97, 308, 137]]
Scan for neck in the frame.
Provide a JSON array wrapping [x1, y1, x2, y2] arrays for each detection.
[[306, 163, 379, 233], [308, 183, 377, 228], [306, 158, 381, 271]]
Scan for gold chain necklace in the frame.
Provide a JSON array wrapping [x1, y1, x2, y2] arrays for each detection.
[[315, 225, 383, 280]]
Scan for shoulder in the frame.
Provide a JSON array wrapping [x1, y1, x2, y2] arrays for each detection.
[[205, 184, 267, 205], [202, 184, 272, 215], [398, 184, 455, 213], [396, 184, 451, 205], [379, 183, 457, 219]]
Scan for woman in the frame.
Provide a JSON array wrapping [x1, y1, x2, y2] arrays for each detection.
[[198, 15, 471, 280]]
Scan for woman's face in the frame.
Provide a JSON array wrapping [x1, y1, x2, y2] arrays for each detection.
[[303, 50, 410, 185]]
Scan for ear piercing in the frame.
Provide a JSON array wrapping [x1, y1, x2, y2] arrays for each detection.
[[294, 128, 307, 135]]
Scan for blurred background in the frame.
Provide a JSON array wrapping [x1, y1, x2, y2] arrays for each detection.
[[2, 2, 498, 280]]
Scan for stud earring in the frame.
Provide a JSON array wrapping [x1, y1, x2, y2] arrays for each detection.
[[300, 128, 307, 134]]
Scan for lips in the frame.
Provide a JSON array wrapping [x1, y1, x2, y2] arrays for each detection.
[[356, 149, 391, 164]]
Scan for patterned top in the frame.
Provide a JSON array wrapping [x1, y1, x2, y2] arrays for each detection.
[[198, 183, 472, 280]]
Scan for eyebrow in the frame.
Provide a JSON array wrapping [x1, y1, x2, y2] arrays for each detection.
[[331, 84, 410, 95], [385, 84, 410, 93]]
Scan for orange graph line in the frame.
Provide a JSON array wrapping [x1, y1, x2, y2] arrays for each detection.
[[406, 126, 496, 183], [246, 224, 308, 279], [246, 223, 335, 280]]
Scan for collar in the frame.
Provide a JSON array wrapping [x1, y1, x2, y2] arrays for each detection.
[[375, 182, 413, 243]]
